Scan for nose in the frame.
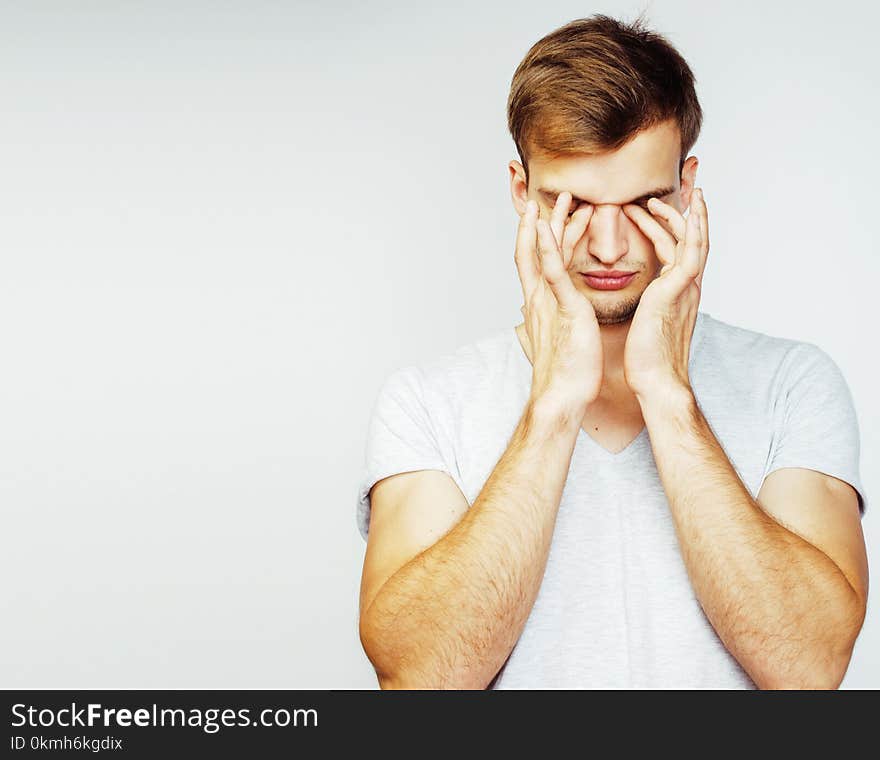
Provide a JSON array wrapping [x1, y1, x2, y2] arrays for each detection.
[[586, 204, 629, 264]]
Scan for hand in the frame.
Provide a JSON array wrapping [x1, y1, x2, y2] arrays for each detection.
[[620, 187, 709, 401], [515, 192, 603, 415]]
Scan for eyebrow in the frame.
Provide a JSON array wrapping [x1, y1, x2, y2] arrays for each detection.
[[536, 185, 677, 206]]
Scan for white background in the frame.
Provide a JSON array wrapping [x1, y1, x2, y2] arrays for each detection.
[[1, 0, 876, 688]]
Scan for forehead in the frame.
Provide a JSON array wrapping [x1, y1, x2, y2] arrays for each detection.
[[529, 120, 681, 204]]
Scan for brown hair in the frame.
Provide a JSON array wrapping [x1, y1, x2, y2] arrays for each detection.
[[507, 13, 703, 185]]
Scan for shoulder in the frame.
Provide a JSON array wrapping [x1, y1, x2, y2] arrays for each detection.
[[379, 325, 518, 406], [695, 311, 836, 382], [406, 325, 517, 389], [697, 311, 799, 358]]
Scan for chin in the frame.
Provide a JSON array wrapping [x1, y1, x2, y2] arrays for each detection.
[[585, 291, 642, 326], [569, 269, 651, 324], [594, 307, 638, 326]]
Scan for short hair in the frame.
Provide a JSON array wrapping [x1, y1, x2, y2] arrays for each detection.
[[507, 13, 703, 185]]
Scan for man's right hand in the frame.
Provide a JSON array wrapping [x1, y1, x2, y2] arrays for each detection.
[[515, 192, 604, 415]]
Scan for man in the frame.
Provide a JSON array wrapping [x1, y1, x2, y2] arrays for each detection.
[[355, 14, 868, 689]]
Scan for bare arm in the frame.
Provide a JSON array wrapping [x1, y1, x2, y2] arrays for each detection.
[[611, 186, 868, 688], [638, 384, 868, 689], [359, 193, 600, 689], [359, 396, 581, 689]]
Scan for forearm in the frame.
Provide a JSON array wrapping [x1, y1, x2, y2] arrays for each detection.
[[639, 385, 864, 689], [361, 397, 582, 689]]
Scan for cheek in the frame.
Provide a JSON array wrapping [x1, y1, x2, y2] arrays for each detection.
[[627, 237, 662, 271]]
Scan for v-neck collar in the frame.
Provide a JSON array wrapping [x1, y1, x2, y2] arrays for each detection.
[[510, 311, 708, 458]]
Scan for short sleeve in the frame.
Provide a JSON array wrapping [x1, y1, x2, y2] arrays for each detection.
[[765, 343, 867, 516], [355, 365, 453, 540]]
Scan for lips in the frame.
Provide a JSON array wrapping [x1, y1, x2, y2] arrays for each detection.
[[581, 270, 635, 278], [581, 271, 637, 290]]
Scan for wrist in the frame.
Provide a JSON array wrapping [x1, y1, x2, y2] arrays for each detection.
[[635, 381, 697, 423], [526, 393, 586, 437]]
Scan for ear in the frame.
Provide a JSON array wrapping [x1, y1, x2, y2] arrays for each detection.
[[509, 160, 529, 217], [679, 156, 699, 211]]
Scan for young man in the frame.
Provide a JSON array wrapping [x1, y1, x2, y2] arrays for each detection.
[[355, 14, 868, 689]]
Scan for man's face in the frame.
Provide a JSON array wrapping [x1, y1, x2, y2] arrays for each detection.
[[510, 119, 698, 326]]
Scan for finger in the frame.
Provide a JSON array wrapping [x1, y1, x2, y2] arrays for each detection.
[[536, 218, 582, 311], [560, 202, 593, 270], [681, 202, 702, 282], [514, 200, 541, 303], [622, 203, 677, 267], [694, 188, 709, 289], [549, 191, 571, 249], [646, 197, 687, 242]]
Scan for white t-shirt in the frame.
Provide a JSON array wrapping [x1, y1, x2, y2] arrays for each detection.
[[355, 311, 867, 688]]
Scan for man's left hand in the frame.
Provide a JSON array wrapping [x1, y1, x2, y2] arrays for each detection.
[[621, 187, 709, 402]]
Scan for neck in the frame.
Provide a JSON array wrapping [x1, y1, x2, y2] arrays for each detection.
[[596, 319, 631, 386]]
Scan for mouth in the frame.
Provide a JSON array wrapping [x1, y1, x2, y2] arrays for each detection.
[[580, 271, 637, 290]]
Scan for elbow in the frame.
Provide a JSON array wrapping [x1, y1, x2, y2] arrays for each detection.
[[817, 589, 868, 689], [376, 671, 489, 690], [759, 608, 865, 690], [759, 661, 849, 691], [822, 617, 864, 689], [756, 645, 858, 690], [376, 672, 411, 690], [359, 607, 423, 689], [359, 609, 490, 690], [359, 608, 399, 687], [373, 664, 492, 691]]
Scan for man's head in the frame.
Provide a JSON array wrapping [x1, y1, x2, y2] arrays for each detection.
[[507, 14, 703, 325]]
